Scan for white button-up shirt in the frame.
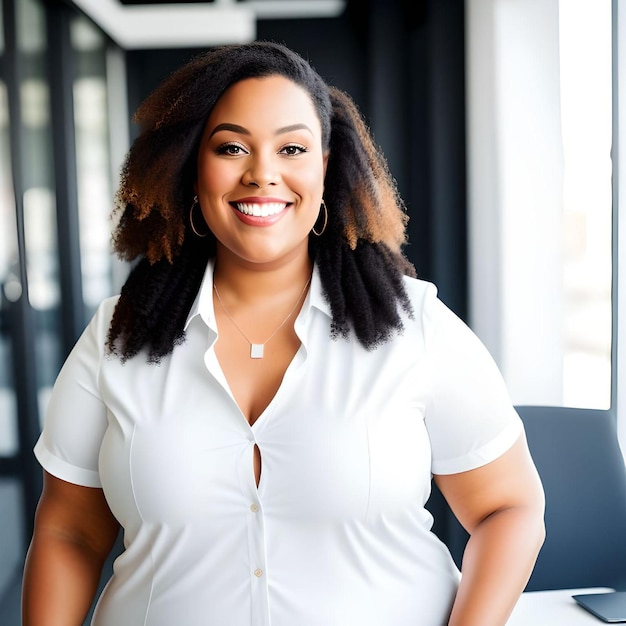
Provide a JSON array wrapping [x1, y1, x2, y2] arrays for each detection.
[[35, 260, 522, 626]]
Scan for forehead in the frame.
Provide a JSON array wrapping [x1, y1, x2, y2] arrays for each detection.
[[206, 75, 322, 134]]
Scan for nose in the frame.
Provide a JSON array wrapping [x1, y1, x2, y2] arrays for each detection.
[[242, 153, 280, 188]]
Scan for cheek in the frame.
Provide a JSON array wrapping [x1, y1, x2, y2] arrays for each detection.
[[292, 162, 326, 196], [197, 158, 238, 196], [196, 162, 235, 230]]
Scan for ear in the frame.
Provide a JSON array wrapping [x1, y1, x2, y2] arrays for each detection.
[[322, 151, 330, 177]]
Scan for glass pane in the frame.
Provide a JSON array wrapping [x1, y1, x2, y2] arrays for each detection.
[[17, 0, 62, 419], [559, 0, 612, 409], [71, 15, 115, 316], [465, 0, 611, 410], [0, 77, 19, 457]]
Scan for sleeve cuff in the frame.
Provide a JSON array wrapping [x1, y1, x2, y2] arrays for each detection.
[[431, 417, 523, 476], [34, 438, 102, 488]]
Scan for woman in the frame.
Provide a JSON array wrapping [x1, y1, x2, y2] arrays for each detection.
[[22, 41, 545, 626]]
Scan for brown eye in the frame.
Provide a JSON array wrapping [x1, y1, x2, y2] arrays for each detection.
[[279, 144, 307, 156], [215, 143, 248, 156]]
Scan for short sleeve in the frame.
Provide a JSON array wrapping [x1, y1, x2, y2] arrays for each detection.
[[421, 285, 522, 475], [34, 296, 118, 488]]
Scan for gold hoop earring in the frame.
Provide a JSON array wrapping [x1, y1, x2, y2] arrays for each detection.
[[312, 200, 328, 237], [189, 195, 208, 238]]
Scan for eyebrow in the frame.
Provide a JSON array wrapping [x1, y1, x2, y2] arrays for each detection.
[[208, 122, 313, 138]]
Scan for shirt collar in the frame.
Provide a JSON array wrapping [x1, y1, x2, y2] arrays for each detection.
[[184, 258, 217, 332], [184, 258, 333, 332]]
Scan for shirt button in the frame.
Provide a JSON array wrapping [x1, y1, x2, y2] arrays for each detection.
[[250, 503, 259, 513], [254, 568, 263, 578]]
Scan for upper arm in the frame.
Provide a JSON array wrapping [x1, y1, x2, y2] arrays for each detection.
[[433, 432, 545, 535], [35, 302, 114, 489], [34, 470, 120, 561]]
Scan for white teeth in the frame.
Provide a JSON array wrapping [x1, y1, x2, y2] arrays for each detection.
[[235, 202, 287, 217]]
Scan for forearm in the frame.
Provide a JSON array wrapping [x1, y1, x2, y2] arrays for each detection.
[[22, 531, 106, 626], [448, 506, 545, 626]]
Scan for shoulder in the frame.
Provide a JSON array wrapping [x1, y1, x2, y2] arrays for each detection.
[[83, 295, 120, 343], [402, 274, 439, 310], [97, 294, 120, 317], [400, 274, 451, 334], [62, 295, 121, 364], [400, 275, 487, 359]]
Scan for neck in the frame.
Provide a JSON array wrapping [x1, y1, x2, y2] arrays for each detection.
[[212, 253, 313, 305]]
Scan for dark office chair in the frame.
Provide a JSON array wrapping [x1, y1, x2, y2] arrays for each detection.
[[427, 405, 626, 592], [518, 405, 626, 591]]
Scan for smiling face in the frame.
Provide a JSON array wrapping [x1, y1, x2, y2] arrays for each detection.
[[195, 75, 329, 271]]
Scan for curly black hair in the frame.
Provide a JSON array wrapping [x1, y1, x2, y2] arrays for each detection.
[[107, 40, 417, 362]]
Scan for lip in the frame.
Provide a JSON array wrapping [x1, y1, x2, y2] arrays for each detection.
[[233, 196, 290, 204], [229, 197, 292, 226]]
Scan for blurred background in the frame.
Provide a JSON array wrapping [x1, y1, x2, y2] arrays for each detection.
[[0, 0, 618, 623]]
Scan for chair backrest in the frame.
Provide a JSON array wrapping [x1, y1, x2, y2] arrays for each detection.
[[427, 405, 626, 591], [518, 405, 626, 591]]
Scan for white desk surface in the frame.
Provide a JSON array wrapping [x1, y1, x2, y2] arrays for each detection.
[[507, 587, 616, 625]]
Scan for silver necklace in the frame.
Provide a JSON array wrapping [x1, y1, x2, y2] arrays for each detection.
[[213, 277, 311, 359]]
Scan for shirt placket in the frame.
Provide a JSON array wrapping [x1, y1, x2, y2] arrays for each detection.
[[203, 340, 272, 625], [236, 434, 271, 626], [245, 457, 271, 626]]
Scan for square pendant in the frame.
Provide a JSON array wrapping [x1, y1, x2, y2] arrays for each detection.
[[250, 344, 264, 359]]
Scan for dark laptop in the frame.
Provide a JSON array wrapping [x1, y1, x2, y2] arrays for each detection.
[[573, 592, 626, 623]]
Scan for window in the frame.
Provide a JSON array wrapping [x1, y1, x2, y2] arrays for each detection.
[[466, 0, 612, 410], [71, 14, 116, 314], [0, 0, 19, 457]]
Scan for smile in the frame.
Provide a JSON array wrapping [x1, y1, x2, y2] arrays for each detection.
[[234, 202, 288, 217]]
